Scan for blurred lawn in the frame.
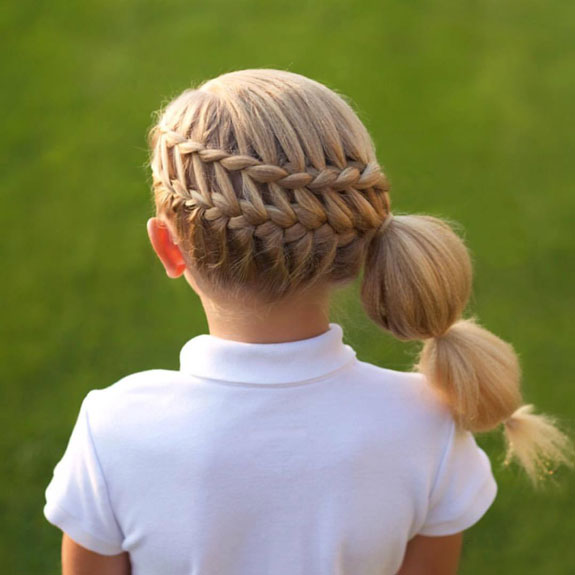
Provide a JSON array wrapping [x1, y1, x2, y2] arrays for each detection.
[[2, 0, 575, 572]]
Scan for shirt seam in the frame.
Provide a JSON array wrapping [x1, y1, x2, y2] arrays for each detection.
[[83, 391, 125, 539], [418, 470, 496, 534], [427, 415, 456, 509]]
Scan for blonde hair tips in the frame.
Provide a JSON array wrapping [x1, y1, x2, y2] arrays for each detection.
[[147, 68, 575, 488], [362, 213, 575, 488]]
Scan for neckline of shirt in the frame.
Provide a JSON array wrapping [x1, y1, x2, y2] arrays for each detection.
[[179, 322, 358, 385]]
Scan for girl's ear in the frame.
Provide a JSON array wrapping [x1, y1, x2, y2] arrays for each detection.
[[146, 217, 187, 278]]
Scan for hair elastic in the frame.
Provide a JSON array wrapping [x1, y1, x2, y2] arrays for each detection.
[[504, 417, 516, 429], [377, 212, 394, 236]]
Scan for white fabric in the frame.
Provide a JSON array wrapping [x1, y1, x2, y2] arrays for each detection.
[[44, 322, 497, 574]]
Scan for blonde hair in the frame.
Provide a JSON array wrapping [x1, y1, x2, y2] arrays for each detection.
[[147, 68, 574, 488]]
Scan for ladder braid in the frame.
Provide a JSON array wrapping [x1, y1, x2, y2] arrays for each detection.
[[159, 126, 390, 193]]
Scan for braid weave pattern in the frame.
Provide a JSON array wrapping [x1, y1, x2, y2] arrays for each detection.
[[151, 117, 392, 296], [155, 126, 391, 215]]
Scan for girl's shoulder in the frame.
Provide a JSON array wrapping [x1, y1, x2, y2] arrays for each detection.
[[348, 359, 455, 437], [90, 368, 190, 399], [81, 368, 191, 435], [352, 359, 451, 412]]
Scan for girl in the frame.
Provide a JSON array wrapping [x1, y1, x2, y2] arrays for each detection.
[[44, 69, 574, 575]]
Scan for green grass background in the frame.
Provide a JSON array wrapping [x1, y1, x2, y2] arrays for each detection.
[[2, 0, 574, 572]]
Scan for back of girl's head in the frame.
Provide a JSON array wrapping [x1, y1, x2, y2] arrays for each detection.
[[147, 68, 575, 489], [147, 69, 389, 303]]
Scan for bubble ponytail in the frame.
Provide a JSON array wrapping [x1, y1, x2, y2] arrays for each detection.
[[360, 212, 575, 488]]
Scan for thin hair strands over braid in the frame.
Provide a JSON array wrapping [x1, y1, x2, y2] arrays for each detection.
[[157, 127, 390, 197], [148, 68, 575, 489]]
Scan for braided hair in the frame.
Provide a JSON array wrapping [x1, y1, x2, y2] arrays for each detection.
[[147, 68, 574, 488]]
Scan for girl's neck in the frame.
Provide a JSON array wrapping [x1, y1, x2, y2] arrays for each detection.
[[199, 286, 332, 344]]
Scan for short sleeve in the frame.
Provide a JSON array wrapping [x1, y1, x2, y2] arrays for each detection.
[[43, 391, 125, 555], [418, 418, 498, 536]]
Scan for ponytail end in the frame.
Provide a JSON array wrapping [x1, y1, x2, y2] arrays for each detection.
[[503, 404, 575, 489]]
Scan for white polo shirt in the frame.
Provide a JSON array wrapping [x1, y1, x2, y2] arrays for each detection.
[[43, 322, 497, 575]]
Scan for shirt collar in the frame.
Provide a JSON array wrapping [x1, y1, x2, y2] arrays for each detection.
[[179, 322, 357, 385]]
